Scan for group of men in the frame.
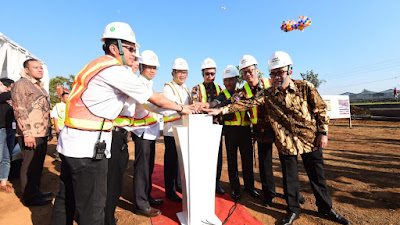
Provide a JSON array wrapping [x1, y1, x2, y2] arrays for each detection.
[[5, 21, 350, 225]]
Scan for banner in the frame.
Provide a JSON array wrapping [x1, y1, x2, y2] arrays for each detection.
[[321, 95, 351, 119]]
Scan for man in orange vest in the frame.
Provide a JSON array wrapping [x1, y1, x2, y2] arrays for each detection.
[[190, 58, 225, 195], [51, 22, 193, 225], [162, 58, 191, 202]]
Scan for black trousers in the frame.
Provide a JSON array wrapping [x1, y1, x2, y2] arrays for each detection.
[[279, 149, 332, 213], [51, 155, 108, 225], [216, 138, 223, 186], [163, 136, 181, 195], [132, 133, 155, 210], [105, 129, 129, 225], [258, 141, 276, 201], [224, 126, 254, 192], [17, 136, 48, 202]]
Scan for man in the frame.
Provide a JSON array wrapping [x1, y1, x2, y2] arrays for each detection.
[[129, 50, 179, 218], [11, 59, 53, 206], [51, 92, 69, 136], [191, 57, 225, 195], [162, 58, 191, 202], [210, 65, 258, 200], [206, 51, 349, 225], [51, 92, 69, 161], [51, 22, 193, 225], [0, 78, 15, 193]]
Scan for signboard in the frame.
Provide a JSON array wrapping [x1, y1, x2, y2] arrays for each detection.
[[321, 95, 351, 119]]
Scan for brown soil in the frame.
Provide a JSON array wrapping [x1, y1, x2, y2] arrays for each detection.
[[0, 119, 399, 225]]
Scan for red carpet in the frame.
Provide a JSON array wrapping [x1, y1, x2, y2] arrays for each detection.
[[150, 163, 263, 225]]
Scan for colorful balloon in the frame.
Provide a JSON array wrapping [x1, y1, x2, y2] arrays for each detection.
[[281, 16, 312, 32]]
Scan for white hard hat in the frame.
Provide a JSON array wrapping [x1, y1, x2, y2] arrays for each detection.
[[201, 58, 217, 70], [223, 65, 239, 79], [172, 58, 189, 70], [239, 55, 258, 70], [139, 50, 160, 67], [101, 22, 140, 47], [267, 51, 293, 71]]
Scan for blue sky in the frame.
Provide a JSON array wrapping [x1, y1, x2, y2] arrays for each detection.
[[1, 0, 400, 95]]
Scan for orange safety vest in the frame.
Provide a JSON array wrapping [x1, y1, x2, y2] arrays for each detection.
[[222, 89, 251, 126], [198, 83, 221, 103], [65, 56, 121, 131], [163, 82, 190, 123], [242, 78, 271, 125]]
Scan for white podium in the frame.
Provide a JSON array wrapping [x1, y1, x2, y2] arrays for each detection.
[[173, 114, 223, 225]]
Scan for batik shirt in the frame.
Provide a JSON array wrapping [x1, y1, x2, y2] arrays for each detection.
[[221, 80, 329, 155]]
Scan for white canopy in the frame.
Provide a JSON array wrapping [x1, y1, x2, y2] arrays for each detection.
[[0, 32, 49, 92]]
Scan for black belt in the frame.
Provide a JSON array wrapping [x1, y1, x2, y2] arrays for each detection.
[[113, 127, 128, 135]]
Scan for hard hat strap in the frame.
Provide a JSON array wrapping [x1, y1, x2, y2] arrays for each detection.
[[140, 64, 151, 80], [117, 40, 127, 65]]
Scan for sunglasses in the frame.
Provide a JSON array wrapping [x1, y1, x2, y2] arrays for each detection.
[[119, 44, 136, 53], [204, 72, 215, 76]]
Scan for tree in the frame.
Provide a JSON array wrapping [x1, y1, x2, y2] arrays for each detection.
[[236, 65, 264, 86], [300, 70, 326, 88], [49, 75, 74, 106]]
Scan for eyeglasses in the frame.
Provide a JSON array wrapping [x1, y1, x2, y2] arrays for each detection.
[[175, 71, 188, 75], [204, 72, 215, 76], [241, 68, 255, 75], [270, 70, 288, 78], [121, 45, 136, 53]]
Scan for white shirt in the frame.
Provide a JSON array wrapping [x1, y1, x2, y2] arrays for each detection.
[[51, 102, 66, 119], [128, 75, 179, 140], [57, 60, 153, 158], [162, 80, 190, 137]]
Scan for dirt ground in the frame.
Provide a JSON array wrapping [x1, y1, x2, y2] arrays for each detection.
[[0, 119, 399, 225]]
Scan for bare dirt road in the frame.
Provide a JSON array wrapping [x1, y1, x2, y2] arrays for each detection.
[[0, 119, 399, 225]]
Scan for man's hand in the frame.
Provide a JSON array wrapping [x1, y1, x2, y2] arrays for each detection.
[[55, 127, 61, 134], [193, 102, 209, 109], [24, 136, 36, 149], [317, 134, 328, 149], [202, 108, 222, 116], [179, 104, 195, 115]]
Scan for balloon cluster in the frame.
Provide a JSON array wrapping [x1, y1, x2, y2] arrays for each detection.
[[281, 16, 312, 32]]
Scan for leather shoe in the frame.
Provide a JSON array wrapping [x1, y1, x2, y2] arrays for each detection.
[[321, 208, 349, 225], [245, 188, 260, 198], [149, 196, 164, 206], [263, 198, 274, 208], [216, 185, 225, 195], [166, 193, 182, 202], [34, 192, 53, 199], [231, 190, 241, 200], [23, 197, 53, 206], [282, 212, 300, 225], [135, 206, 161, 218]]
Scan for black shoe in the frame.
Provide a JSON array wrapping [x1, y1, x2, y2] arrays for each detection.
[[149, 196, 164, 206], [166, 193, 182, 202], [23, 197, 53, 206], [216, 185, 225, 195], [299, 195, 305, 204], [321, 208, 349, 225], [176, 187, 182, 194], [135, 206, 161, 217], [231, 190, 241, 200], [263, 198, 274, 208], [245, 188, 260, 199], [282, 212, 300, 225], [34, 192, 53, 199]]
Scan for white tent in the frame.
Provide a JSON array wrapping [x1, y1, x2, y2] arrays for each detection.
[[0, 32, 49, 92]]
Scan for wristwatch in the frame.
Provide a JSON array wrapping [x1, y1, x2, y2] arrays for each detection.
[[319, 131, 328, 136]]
